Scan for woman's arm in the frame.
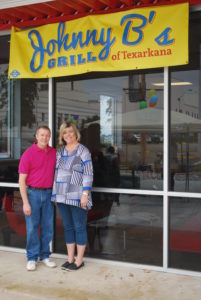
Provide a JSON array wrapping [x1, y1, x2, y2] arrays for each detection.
[[80, 148, 93, 208]]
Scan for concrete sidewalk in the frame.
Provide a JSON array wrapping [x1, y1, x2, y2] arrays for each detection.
[[0, 251, 201, 300]]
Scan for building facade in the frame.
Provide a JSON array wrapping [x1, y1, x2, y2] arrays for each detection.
[[0, 0, 201, 276]]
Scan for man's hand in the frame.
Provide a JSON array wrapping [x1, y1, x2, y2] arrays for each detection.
[[19, 173, 31, 216], [23, 202, 31, 216]]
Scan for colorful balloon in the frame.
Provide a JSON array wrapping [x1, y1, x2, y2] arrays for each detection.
[[149, 94, 158, 107], [148, 89, 158, 107], [140, 101, 147, 109], [148, 89, 155, 99]]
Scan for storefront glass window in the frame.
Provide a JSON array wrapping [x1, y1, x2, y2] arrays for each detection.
[[0, 187, 26, 248], [55, 192, 163, 265], [55, 72, 164, 191], [168, 11, 201, 273], [170, 11, 201, 192], [169, 197, 201, 272], [0, 36, 10, 161], [0, 36, 48, 184], [0, 68, 9, 158]]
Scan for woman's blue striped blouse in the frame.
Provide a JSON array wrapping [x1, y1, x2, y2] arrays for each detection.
[[51, 144, 93, 210]]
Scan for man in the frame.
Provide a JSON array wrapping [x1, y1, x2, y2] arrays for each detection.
[[19, 125, 56, 271]]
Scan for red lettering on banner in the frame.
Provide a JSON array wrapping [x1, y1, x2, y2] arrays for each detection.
[[113, 48, 172, 62]]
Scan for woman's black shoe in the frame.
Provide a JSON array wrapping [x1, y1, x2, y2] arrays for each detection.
[[67, 262, 84, 271], [61, 260, 74, 270]]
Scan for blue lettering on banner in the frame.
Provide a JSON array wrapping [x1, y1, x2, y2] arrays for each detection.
[[155, 28, 174, 46], [58, 56, 68, 67], [121, 13, 148, 46], [48, 52, 98, 68], [28, 22, 115, 72], [27, 12, 175, 73], [120, 11, 174, 47]]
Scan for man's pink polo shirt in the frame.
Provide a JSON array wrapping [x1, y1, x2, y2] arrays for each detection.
[[19, 142, 56, 188]]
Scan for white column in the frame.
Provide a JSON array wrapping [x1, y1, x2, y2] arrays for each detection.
[[48, 77, 53, 147], [163, 67, 169, 270], [48, 77, 54, 253]]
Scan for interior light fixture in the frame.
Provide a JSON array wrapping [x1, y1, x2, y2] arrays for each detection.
[[152, 82, 192, 86]]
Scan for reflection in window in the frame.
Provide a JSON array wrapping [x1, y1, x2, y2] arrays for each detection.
[[170, 197, 201, 272], [0, 63, 48, 182], [42, 112, 45, 122], [100, 95, 115, 146], [57, 113, 63, 129], [170, 70, 201, 192], [55, 73, 164, 190], [0, 64, 9, 158], [55, 192, 163, 265], [170, 12, 201, 192], [0, 187, 26, 248]]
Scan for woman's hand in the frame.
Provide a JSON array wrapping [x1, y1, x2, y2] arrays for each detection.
[[81, 192, 88, 208]]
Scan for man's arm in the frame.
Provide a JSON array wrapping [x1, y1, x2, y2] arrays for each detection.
[[19, 173, 31, 216]]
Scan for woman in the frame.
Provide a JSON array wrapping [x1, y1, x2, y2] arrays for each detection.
[[52, 122, 93, 271]]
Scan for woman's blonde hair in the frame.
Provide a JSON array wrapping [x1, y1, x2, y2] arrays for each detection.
[[59, 122, 81, 145]]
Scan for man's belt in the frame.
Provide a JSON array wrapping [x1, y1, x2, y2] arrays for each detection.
[[27, 186, 52, 190]]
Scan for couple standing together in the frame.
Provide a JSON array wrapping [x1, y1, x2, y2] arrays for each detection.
[[19, 122, 93, 271]]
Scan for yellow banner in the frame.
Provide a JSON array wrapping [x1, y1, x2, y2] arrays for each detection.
[[8, 3, 189, 79]]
